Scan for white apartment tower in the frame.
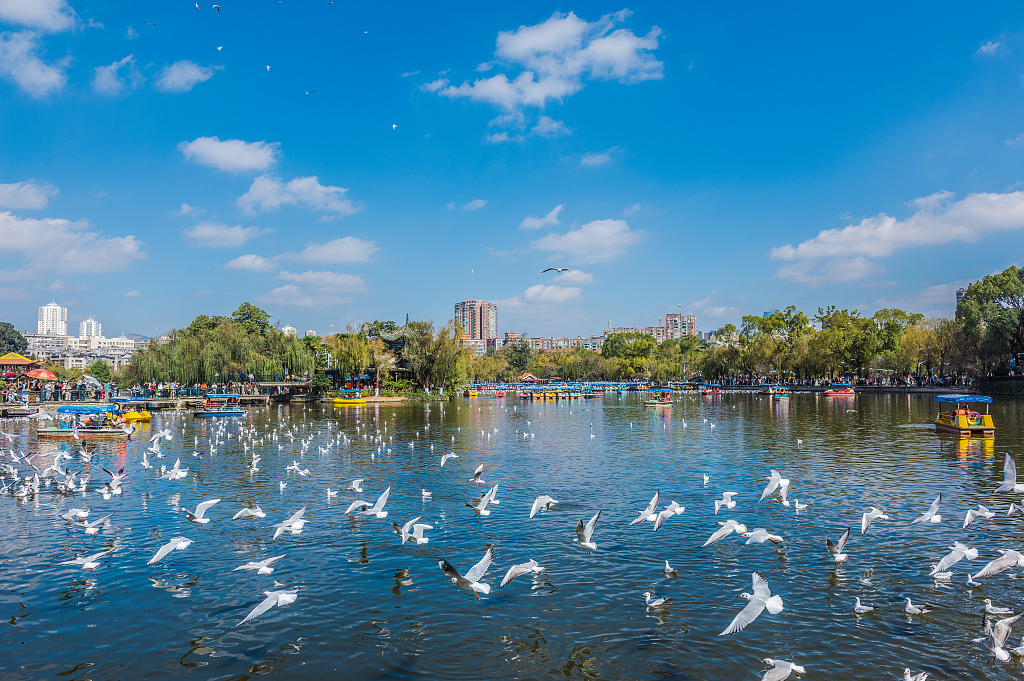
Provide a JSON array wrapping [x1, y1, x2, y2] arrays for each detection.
[[80, 316, 102, 338], [38, 302, 67, 335]]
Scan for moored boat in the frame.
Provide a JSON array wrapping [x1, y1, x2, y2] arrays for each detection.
[[934, 394, 995, 438], [38, 405, 131, 438], [644, 388, 673, 407], [109, 396, 151, 421], [193, 394, 248, 418], [701, 384, 723, 395], [823, 382, 855, 396], [772, 387, 790, 399], [333, 389, 366, 406]]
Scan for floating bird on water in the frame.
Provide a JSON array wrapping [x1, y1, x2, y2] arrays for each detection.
[[904, 597, 931, 614], [903, 669, 929, 681], [234, 590, 297, 627], [861, 507, 889, 534], [719, 571, 784, 636], [854, 597, 874, 614], [983, 599, 1014, 615], [233, 555, 285, 575], [664, 560, 677, 575], [794, 500, 808, 514], [643, 591, 666, 608], [439, 548, 493, 599], [500, 559, 544, 587]]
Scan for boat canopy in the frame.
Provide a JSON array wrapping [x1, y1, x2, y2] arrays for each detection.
[[829, 383, 852, 388], [57, 405, 115, 414], [108, 396, 145, 403], [337, 389, 363, 394], [935, 394, 993, 404], [706, 384, 722, 388], [205, 393, 241, 399], [650, 388, 673, 393]]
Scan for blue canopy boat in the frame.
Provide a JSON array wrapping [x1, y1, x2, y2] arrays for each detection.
[[38, 405, 129, 439], [934, 394, 994, 438], [193, 394, 248, 418]]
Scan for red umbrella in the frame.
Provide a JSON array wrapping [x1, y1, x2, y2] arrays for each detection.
[[26, 369, 58, 380]]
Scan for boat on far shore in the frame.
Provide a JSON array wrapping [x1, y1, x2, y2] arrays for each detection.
[[193, 394, 248, 418], [823, 383, 855, 396]]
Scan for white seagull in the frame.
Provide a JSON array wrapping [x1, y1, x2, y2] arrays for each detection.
[[348, 478, 364, 493], [470, 464, 485, 483], [759, 469, 784, 502], [910, 494, 942, 524], [185, 498, 220, 526], [854, 597, 874, 614], [702, 519, 747, 547], [573, 511, 601, 553], [440, 453, 458, 467], [232, 506, 266, 520], [759, 659, 805, 681], [719, 571, 784, 636], [995, 453, 1024, 493], [59, 549, 113, 570], [983, 598, 1014, 615], [439, 548, 493, 599], [233, 555, 286, 575], [147, 537, 193, 565], [931, 541, 978, 575], [360, 487, 391, 518], [500, 559, 544, 587], [974, 612, 1024, 661], [861, 507, 889, 534], [826, 527, 851, 565], [904, 597, 931, 614], [714, 492, 738, 515], [529, 495, 558, 519], [629, 491, 660, 526], [80, 513, 112, 535], [973, 549, 1024, 580], [643, 591, 666, 608], [964, 504, 996, 529], [234, 590, 297, 627], [272, 506, 308, 539], [743, 528, 784, 545]]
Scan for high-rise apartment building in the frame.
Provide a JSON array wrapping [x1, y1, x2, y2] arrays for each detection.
[[454, 300, 497, 340], [37, 302, 67, 335], [956, 288, 967, 305], [80, 316, 102, 338], [665, 313, 697, 339]]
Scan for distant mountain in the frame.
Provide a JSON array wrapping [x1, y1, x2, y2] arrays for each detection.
[[125, 334, 150, 343]]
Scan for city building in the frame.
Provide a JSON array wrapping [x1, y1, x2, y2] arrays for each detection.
[[305, 329, 317, 337], [37, 302, 67, 335], [461, 339, 486, 357], [956, 288, 967, 304], [80, 316, 102, 338], [454, 300, 497, 340], [665, 313, 697, 339], [281, 326, 297, 337]]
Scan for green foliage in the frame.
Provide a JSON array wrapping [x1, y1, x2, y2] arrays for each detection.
[[0, 322, 27, 354], [601, 332, 656, 377], [311, 371, 329, 394], [958, 266, 1024, 361], [401, 320, 470, 391], [87, 361, 112, 383], [367, 320, 399, 337], [501, 338, 533, 374], [231, 302, 272, 336]]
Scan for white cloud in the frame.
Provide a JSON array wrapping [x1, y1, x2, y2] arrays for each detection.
[[462, 198, 488, 211], [122, 290, 140, 299], [255, 284, 350, 308], [183, 221, 270, 247], [1006, 133, 1024, 146], [224, 253, 276, 271], [0, 211, 145, 275], [486, 132, 516, 143], [686, 293, 741, 321], [864, 280, 970, 316], [431, 10, 662, 111], [126, 25, 136, 40], [171, 203, 203, 217], [399, 70, 420, 77], [531, 218, 642, 263], [0, 31, 68, 97], [701, 306, 741, 319], [531, 115, 571, 137], [282, 237, 378, 263], [549, 268, 595, 284], [0, 0, 76, 32], [92, 54, 143, 95], [277, 269, 366, 292], [489, 111, 525, 128], [977, 41, 1000, 55], [771, 190, 1024, 283], [523, 283, 582, 304], [0, 179, 57, 209], [236, 174, 362, 216], [581, 150, 611, 166], [177, 136, 280, 173], [155, 60, 218, 93], [623, 203, 643, 215], [774, 257, 886, 286], [445, 202, 455, 210], [520, 204, 563, 229]]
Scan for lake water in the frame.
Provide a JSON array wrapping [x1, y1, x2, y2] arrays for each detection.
[[2, 392, 1024, 681]]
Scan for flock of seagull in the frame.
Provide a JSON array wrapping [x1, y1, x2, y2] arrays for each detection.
[[3, 400, 1024, 680]]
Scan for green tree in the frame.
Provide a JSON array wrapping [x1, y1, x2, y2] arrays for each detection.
[[0, 322, 27, 354], [502, 338, 533, 374], [367, 320, 399, 337], [231, 302, 272, 336], [958, 265, 1024, 360], [88, 360, 112, 383]]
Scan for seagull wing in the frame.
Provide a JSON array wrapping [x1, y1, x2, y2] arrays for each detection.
[[148, 537, 183, 564], [285, 505, 307, 524], [629, 492, 659, 525], [993, 613, 1024, 648], [194, 498, 220, 519], [438, 559, 462, 580], [233, 508, 254, 520], [927, 494, 941, 517], [759, 470, 781, 501], [974, 553, 1018, 579], [702, 522, 734, 547], [235, 592, 280, 627], [464, 547, 493, 583], [720, 597, 767, 636], [835, 527, 851, 552], [582, 510, 601, 541], [368, 487, 391, 513], [500, 560, 539, 587], [345, 500, 368, 514], [760, 662, 794, 681], [530, 496, 544, 519], [997, 453, 1018, 491], [401, 516, 421, 533]]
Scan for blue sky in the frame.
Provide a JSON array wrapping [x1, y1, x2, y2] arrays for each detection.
[[2, 1, 1024, 338]]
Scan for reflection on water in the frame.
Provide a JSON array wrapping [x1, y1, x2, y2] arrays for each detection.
[[0, 394, 1023, 680]]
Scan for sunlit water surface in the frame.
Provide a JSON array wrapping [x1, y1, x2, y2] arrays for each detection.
[[2, 393, 1024, 681]]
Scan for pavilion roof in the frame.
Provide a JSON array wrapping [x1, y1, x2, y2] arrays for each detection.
[[0, 352, 40, 367]]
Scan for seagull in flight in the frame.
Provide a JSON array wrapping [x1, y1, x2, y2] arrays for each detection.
[[217, 46, 222, 50], [715, 492, 738, 514], [541, 267, 575, 273], [861, 507, 889, 534], [500, 559, 544, 587], [233, 555, 286, 575], [574, 510, 601, 553], [530, 495, 558, 518], [995, 453, 1024, 493], [703, 519, 747, 547], [470, 464, 485, 483], [392, 124, 397, 130], [964, 504, 996, 529], [973, 549, 1024, 580], [932, 541, 978, 575], [629, 491, 660, 526], [147, 537, 193, 565], [272, 506, 308, 539], [974, 612, 1024, 661], [348, 478, 364, 492], [439, 548, 493, 599], [826, 528, 851, 564], [234, 590, 297, 627], [185, 498, 220, 526], [266, 65, 271, 71], [59, 549, 113, 570], [304, 89, 314, 95], [142, 20, 157, 26], [232, 506, 266, 520], [910, 494, 942, 523], [759, 469, 785, 502], [758, 659, 805, 681], [719, 572, 784, 636], [213, 4, 220, 10], [440, 453, 458, 467]]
